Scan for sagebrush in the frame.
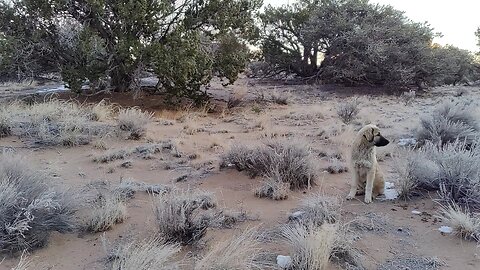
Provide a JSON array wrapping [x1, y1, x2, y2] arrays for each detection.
[[222, 140, 317, 191], [154, 189, 216, 245], [394, 141, 480, 206], [336, 99, 360, 124], [0, 154, 76, 254], [416, 101, 479, 147]]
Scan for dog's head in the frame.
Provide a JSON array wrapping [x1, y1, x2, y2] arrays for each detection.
[[361, 124, 389, 147]]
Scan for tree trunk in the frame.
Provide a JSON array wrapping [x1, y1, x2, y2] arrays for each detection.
[[109, 62, 133, 92]]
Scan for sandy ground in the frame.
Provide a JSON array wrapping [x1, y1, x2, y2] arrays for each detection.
[[1, 78, 480, 270]]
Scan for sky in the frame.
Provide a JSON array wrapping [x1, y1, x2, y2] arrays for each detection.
[[263, 0, 480, 52]]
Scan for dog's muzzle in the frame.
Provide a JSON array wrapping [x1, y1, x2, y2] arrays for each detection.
[[374, 135, 389, 147]]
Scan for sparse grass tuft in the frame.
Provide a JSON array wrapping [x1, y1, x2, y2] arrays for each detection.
[[154, 189, 216, 245], [117, 107, 153, 140], [0, 154, 76, 254], [416, 100, 479, 147], [336, 98, 360, 124], [194, 227, 264, 270], [439, 202, 480, 241], [222, 140, 316, 192], [104, 236, 180, 270]]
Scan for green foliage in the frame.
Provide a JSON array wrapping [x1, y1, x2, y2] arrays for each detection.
[[151, 29, 213, 102], [0, 0, 262, 102], [259, 0, 478, 88]]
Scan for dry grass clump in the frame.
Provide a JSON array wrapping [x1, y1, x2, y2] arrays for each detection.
[[117, 107, 153, 140], [401, 90, 416, 105], [93, 141, 175, 163], [336, 98, 360, 124], [255, 178, 290, 200], [325, 159, 349, 174], [394, 141, 480, 205], [222, 140, 317, 193], [154, 189, 216, 244], [194, 227, 264, 270], [280, 223, 337, 270], [0, 99, 113, 146], [88, 99, 115, 121], [271, 90, 290, 105], [416, 100, 479, 147], [104, 236, 180, 270], [85, 195, 127, 233], [438, 202, 480, 241], [288, 194, 341, 226], [0, 154, 76, 254]]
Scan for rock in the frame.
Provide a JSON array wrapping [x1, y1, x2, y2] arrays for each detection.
[[277, 255, 292, 269], [411, 210, 421, 215], [376, 182, 398, 201], [438, 226, 453, 234]]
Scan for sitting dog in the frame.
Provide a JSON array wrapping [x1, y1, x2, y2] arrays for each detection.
[[347, 124, 390, 203]]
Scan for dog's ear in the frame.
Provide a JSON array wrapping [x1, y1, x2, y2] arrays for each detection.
[[363, 127, 374, 142]]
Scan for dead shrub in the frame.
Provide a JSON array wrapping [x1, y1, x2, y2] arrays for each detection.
[[117, 107, 153, 140], [336, 98, 360, 124], [416, 101, 479, 147], [222, 140, 317, 191], [0, 154, 77, 254]]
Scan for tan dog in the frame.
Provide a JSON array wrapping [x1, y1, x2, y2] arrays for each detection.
[[347, 124, 390, 203]]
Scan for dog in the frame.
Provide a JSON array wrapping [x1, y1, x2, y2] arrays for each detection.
[[346, 124, 389, 203]]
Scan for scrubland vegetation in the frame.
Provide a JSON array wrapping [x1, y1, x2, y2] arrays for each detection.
[[1, 0, 480, 269]]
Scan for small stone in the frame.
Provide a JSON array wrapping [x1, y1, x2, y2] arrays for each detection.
[[438, 226, 453, 234], [277, 255, 292, 269], [411, 210, 421, 215]]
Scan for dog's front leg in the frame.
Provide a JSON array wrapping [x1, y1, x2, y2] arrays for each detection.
[[346, 171, 359, 200], [364, 169, 375, 203]]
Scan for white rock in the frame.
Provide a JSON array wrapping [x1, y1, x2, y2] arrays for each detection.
[[277, 255, 292, 269], [438, 226, 453, 234], [411, 210, 422, 215], [376, 182, 398, 201]]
